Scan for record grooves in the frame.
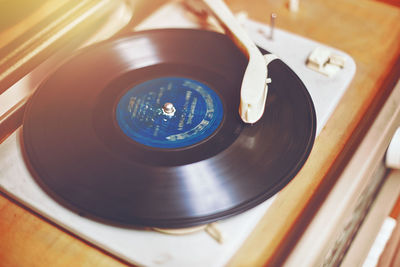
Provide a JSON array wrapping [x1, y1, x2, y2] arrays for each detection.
[[22, 29, 316, 228]]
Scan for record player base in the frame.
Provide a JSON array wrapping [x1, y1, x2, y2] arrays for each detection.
[[0, 17, 356, 267]]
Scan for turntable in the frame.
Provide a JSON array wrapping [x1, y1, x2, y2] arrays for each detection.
[[6, 0, 395, 266]]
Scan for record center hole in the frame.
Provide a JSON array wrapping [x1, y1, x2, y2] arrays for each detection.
[[162, 102, 176, 116]]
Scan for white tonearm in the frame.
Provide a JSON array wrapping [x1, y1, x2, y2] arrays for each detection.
[[186, 0, 270, 124]]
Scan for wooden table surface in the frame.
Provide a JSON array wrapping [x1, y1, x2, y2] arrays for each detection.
[[0, 0, 399, 266]]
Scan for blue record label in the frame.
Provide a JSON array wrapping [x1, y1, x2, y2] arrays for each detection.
[[115, 77, 223, 148]]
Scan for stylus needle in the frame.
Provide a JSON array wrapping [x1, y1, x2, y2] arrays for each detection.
[[195, 0, 269, 124]]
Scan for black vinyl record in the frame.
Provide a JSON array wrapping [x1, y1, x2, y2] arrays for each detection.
[[22, 29, 316, 228]]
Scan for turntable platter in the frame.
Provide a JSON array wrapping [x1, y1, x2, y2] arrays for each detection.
[[22, 29, 316, 228]]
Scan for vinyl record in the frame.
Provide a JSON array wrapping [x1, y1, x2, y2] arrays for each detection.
[[22, 29, 316, 228]]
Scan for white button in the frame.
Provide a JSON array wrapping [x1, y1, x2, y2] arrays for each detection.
[[386, 127, 400, 169]]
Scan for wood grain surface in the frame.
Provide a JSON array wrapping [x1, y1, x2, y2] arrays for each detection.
[[0, 0, 399, 266]]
